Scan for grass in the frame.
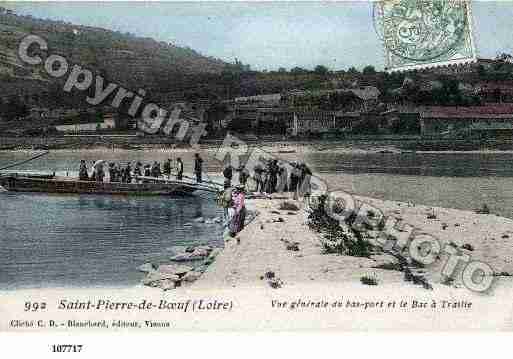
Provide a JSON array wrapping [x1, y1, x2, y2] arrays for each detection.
[[373, 262, 402, 271], [279, 201, 300, 211], [360, 274, 379, 286], [461, 243, 474, 251], [441, 276, 455, 286], [307, 195, 374, 257]]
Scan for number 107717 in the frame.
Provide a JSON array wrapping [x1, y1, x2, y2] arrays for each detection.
[[51, 345, 83, 353]]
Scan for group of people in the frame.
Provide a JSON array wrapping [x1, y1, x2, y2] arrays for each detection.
[[222, 159, 312, 197], [218, 159, 312, 238], [78, 153, 310, 239], [78, 156, 190, 183]]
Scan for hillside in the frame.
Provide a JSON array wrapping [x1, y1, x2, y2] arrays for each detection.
[[0, 10, 229, 103]]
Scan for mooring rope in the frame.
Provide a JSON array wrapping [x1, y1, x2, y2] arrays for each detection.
[[0, 151, 50, 173]]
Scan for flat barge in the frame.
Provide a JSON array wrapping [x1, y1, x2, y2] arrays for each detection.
[[0, 175, 199, 196]]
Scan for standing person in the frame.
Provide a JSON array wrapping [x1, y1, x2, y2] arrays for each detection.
[[261, 166, 269, 193], [134, 162, 142, 182], [298, 163, 312, 197], [119, 164, 125, 183], [223, 164, 233, 188], [150, 161, 157, 178], [113, 163, 121, 182], [267, 160, 279, 194], [92, 160, 105, 183], [90, 160, 97, 181], [108, 162, 116, 182], [229, 185, 246, 237], [156, 162, 162, 178], [194, 153, 203, 183], [144, 164, 151, 177], [176, 157, 184, 181], [239, 166, 249, 188], [143, 164, 151, 183], [253, 163, 263, 192], [97, 163, 105, 183], [79, 160, 89, 181], [290, 162, 300, 200], [219, 182, 233, 224], [150, 161, 161, 180], [277, 162, 288, 193], [163, 159, 172, 179], [125, 163, 132, 184]]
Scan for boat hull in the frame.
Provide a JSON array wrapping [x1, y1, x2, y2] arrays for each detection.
[[0, 176, 196, 196]]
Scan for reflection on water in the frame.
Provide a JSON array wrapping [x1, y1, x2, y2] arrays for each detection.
[[309, 152, 513, 177], [0, 192, 223, 290], [305, 152, 513, 219]]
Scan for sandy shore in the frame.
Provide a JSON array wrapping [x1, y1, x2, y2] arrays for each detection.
[[3, 196, 513, 331], [195, 196, 513, 291]]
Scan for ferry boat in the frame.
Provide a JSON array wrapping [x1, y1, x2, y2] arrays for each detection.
[[0, 174, 205, 196]]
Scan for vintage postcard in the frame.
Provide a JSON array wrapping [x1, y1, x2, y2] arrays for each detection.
[[375, 0, 477, 72], [2, 0, 513, 339]]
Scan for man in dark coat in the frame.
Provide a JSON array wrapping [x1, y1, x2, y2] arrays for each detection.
[[223, 164, 233, 188], [194, 153, 203, 183], [163, 159, 172, 179], [79, 160, 89, 181]]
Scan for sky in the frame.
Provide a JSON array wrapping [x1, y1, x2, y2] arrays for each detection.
[[4, 1, 513, 71]]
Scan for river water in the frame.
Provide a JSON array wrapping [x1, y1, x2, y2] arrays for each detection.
[[1, 149, 512, 289]]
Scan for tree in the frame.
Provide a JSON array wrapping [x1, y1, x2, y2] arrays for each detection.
[[290, 67, 308, 74], [347, 67, 360, 75], [477, 64, 487, 79], [362, 65, 376, 75], [278, 67, 288, 73], [5, 96, 28, 120], [0, 97, 5, 119], [314, 65, 329, 76], [496, 52, 513, 63]]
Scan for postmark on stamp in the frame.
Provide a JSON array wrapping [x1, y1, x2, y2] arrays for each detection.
[[373, 0, 477, 72]]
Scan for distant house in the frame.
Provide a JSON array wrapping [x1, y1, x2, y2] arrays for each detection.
[[475, 82, 513, 103], [53, 112, 116, 133], [420, 105, 513, 138], [233, 93, 282, 106], [28, 107, 50, 120], [257, 108, 294, 135], [102, 112, 117, 129], [282, 87, 380, 112], [289, 111, 337, 136], [334, 111, 361, 132], [227, 111, 259, 132]]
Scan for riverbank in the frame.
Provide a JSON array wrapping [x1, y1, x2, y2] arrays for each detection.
[[194, 196, 513, 292], [4, 136, 513, 153], [3, 196, 513, 331]]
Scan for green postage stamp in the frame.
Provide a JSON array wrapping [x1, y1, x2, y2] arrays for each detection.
[[374, 0, 477, 72]]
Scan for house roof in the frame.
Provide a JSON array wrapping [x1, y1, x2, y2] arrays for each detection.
[[422, 113, 513, 120], [257, 107, 293, 114], [234, 93, 281, 103], [347, 86, 380, 101], [420, 104, 513, 116], [234, 113, 257, 121], [335, 111, 361, 117], [285, 87, 380, 101], [475, 82, 513, 92], [51, 115, 103, 126], [295, 111, 336, 120]]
